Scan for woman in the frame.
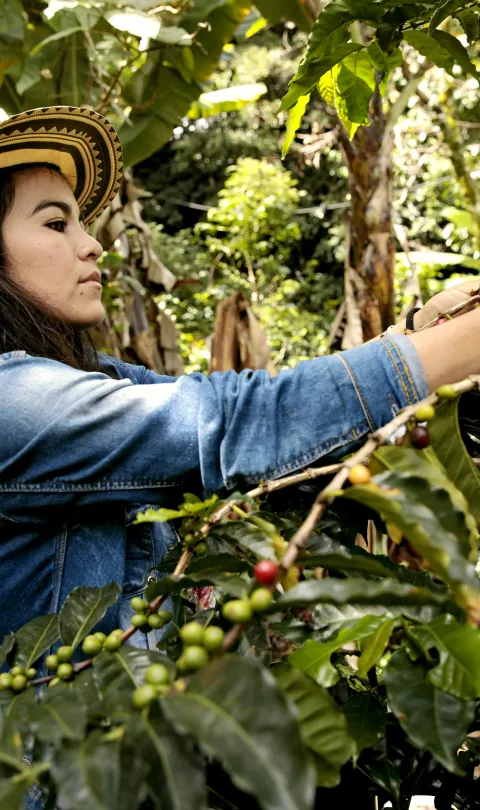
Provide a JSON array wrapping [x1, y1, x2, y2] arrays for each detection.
[[0, 106, 478, 657]]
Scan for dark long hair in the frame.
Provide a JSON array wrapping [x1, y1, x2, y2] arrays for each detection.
[[0, 163, 106, 373]]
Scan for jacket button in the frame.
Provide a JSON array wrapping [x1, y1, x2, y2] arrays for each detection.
[[147, 575, 156, 585]]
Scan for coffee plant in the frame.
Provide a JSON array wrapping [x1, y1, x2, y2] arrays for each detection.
[[1, 310, 480, 810]]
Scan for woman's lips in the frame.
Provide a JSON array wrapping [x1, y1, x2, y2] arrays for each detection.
[[79, 280, 102, 289]]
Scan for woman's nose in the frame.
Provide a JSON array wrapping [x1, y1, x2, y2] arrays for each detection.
[[80, 232, 103, 261]]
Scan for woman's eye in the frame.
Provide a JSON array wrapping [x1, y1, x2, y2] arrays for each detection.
[[46, 220, 66, 232]]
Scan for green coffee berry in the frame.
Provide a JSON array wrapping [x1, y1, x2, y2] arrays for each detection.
[[103, 633, 123, 652], [183, 533, 198, 546], [46, 654, 59, 671], [57, 663, 73, 680], [414, 404, 435, 422], [155, 684, 170, 697], [94, 632, 107, 643], [222, 599, 253, 624], [437, 384, 457, 399], [145, 663, 170, 686], [0, 673, 13, 690], [131, 613, 149, 629], [147, 613, 164, 629], [82, 635, 103, 657], [130, 596, 148, 612], [57, 646, 74, 663], [250, 587, 274, 613], [194, 542, 208, 556], [132, 684, 157, 709], [203, 626, 225, 652], [177, 645, 209, 673], [157, 610, 172, 624], [12, 674, 27, 692], [11, 666, 24, 677], [180, 621, 204, 646], [25, 668, 37, 680], [48, 677, 60, 688]]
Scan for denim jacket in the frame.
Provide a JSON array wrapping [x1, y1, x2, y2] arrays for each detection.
[[0, 335, 427, 656]]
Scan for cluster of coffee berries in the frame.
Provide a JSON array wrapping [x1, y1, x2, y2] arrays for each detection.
[[176, 621, 225, 674], [45, 644, 76, 686], [130, 597, 172, 632], [409, 403, 436, 449], [183, 532, 208, 556], [0, 665, 37, 693], [132, 662, 172, 709], [222, 586, 274, 625]]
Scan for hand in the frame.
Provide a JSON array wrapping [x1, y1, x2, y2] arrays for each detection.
[[387, 279, 480, 335], [413, 279, 480, 329]]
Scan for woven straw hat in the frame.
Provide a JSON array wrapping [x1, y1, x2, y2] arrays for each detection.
[[0, 106, 123, 227]]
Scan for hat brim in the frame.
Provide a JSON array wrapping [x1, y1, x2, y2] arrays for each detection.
[[0, 106, 123, 228]]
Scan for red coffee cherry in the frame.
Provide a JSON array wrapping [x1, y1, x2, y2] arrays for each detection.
[[253, 560, 279, 586], [410, 425, 430, 449]]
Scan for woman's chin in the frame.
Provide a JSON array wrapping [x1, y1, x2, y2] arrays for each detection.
[[71, 303, 106, 331]]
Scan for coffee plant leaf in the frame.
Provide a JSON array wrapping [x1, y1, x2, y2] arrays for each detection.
[[385, 648, 474, 774], [280, 43, 364, 111], [428, 394, 480, 522], [0, 779, 29, 810], [403, 30, 455, 74], [74, 669, 105, 723], [358, 716, 421, 800], [51, 730, 126, 810], [146, 571, 247, 601], [1, 687, 36, 737], [455, 8, 480, 42], [94, 647, 175, 696], [344, 693, 387, 756], [289, 615, 391, 687], [431, 29, 479, 77], [128, 704, 207, 810], [282, 93, 310, 158], [212, 521, 278, 560], [357, 617, 397, 677], [0, 633, 15, 668], [277, 577, 449, 609], [0, 708, 28, 767], [33, 685, 87, 745], [163, 655, 316, 810], [94, 647, 174, 718], [343, 470, 479, 602], [408, 614, 480, 699], [13, 613, 59, 669], [274, 664, 355, 787], [370, 445, 477, 548], [428, 0, 466, 33], [181, 554, 249, 575], [297, 538, 444, 591], [59, 583, 121, 649]]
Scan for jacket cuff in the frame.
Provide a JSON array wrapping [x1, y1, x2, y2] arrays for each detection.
[[338, 334, 429, 431]]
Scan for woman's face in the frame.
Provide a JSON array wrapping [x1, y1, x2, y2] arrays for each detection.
[[2, 166, 105, 329]]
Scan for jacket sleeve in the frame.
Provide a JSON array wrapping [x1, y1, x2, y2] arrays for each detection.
[[0, 335, 427, 515]]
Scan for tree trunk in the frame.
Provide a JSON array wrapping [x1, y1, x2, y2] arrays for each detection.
[[338, 92, 396, 344]]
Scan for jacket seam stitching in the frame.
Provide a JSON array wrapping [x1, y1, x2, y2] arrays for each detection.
[[49, 523, 68, 614], [380, 337, 417, 404], [337, 354, 376, 431]]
